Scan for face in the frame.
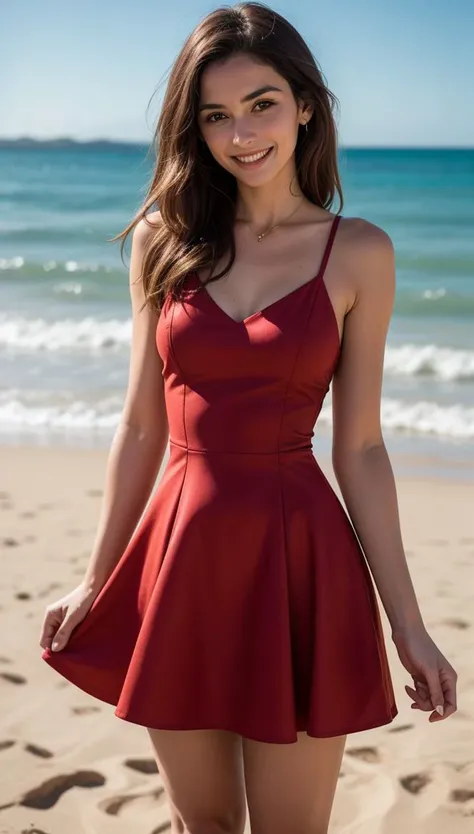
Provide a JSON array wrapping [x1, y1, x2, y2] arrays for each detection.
[[197, 53, 311, 186]]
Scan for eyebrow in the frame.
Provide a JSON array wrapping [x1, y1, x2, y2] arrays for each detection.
[[198, 85, 283, 112]]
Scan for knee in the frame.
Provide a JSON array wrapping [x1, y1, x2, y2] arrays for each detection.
[[185, 809, 245, 834]]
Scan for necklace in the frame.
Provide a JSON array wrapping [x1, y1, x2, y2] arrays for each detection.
[[255, 197, 305, 242]]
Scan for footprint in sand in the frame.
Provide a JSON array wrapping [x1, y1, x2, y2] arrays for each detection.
[[345, 746, 381, 764], [0, 671, 27, 685], [86, 489, 103, 498], [24, 743, 54, 759], [21, 829, 49, 834], [450, 788, 474, 803], [400, 772, 431, 794], [0, 739, 16, 751], [443, 618, 471, 630], [19, 510, 36, 518], [15, 592, 32, 601], [123, 757, 159, 775], [2, 537, 19, 547], [71, 705, 101, 715], [0, 656, 12, 664], [101, 786, 164, 816], [18, 770, 106, 809], [388, 723, 414, 733]]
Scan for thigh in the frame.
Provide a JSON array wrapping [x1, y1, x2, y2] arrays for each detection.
[[242, 732, 346, 834], [147, 728, 247, 834]]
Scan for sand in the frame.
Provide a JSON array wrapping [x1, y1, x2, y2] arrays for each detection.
[[0, 443, 473, 833]]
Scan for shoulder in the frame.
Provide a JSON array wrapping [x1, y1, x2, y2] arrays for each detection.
[[338, 216, 395, 308], [132, 210, 164, 247], [339, 216, 394, 260]]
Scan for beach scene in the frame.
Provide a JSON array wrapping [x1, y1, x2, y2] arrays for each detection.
[[1, 0, 474, 832]]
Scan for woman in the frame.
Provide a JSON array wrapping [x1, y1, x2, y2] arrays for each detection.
[[40, 3, 457, 832]]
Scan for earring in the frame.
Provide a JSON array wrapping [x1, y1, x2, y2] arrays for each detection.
[[305, 123, 308, 132]]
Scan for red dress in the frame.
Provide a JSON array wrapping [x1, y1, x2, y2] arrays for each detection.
[[43, 214, 397, 743]]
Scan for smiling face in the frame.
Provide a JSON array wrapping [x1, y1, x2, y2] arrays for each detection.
[[197, 53, 312, 187]]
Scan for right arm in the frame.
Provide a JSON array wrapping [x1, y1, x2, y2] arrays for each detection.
[[40, 212, 168, 651]]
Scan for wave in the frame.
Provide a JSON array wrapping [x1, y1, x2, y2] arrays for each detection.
[[384, 344, 474, 381], [0, 315, 131, 351], [2, 255, 474, 315], [1, 392, 473, 440], [2, 316, 474, 382], [318, 397, 474, 440]]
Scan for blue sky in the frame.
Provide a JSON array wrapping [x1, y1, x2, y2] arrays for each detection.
[[2, 0, 472, 147]]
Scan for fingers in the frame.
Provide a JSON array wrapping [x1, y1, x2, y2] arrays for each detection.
[[424, 669, 446, 719], [39, 609, 63, 651], [440, 666, 458, 720], [405, 667, 458, 722], [50, 617, 75, 651]]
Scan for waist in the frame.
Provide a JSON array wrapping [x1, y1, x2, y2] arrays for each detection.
[[169, 438, 313, 456]]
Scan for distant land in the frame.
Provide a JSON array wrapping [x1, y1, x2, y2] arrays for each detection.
[[0, 137, 150, 150]]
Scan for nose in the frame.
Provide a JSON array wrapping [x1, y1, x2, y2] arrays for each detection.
[[232, 118, 257, 148]]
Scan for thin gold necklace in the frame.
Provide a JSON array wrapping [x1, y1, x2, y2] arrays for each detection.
[[255, 197, 305, 242]]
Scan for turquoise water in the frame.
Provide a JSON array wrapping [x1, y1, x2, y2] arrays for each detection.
[[1, 145, 473, 466]]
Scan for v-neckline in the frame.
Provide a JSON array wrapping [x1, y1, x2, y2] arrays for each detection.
[[190, 214, 341, 326]]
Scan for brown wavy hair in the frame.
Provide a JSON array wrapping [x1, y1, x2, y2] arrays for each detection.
[[111, 1, 343, 313]]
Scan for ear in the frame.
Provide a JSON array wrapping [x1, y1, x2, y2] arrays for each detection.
[[297, 98, 313, 125]]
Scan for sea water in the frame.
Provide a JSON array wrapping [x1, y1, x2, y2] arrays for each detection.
[[1, 144, 473, 477]]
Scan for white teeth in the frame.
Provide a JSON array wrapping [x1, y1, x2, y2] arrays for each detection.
[[235, 148, 271, 163]]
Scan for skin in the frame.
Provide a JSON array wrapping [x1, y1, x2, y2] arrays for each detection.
[[40, 52, 458, 834]]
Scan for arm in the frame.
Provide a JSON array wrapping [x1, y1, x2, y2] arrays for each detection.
[[331, 222, 422, 634], [331, 219, 457, 721], [82, 212, 168, 592]]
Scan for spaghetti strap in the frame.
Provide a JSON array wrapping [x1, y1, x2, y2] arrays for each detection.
[[317, 214, 342, 283]]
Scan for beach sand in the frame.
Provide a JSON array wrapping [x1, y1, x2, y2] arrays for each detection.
[[0, 444, 473, 833]]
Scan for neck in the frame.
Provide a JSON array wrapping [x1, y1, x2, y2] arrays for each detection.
[[234, 160, 304, 231]]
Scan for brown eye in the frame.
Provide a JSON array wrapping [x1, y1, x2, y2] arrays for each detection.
[[205, 100, 275, 124]]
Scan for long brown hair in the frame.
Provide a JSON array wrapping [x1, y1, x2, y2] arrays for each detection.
[[111, 1, 343, 313]]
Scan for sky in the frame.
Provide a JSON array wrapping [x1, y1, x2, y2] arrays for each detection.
[[2, 0, 473, 147]]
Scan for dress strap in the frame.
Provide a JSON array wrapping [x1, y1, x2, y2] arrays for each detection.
[[317, 214, 342, 283]]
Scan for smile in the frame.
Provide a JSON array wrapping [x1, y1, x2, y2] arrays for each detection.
[[233, 147, 273, 165]]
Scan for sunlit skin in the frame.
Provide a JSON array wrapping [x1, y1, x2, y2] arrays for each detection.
[[198, 53, 313, 233]]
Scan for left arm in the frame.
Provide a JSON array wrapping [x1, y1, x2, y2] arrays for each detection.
[[331, 220, 457, 722]]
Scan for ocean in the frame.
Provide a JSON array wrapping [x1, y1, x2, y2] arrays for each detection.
[[1, 144, 473, 477]]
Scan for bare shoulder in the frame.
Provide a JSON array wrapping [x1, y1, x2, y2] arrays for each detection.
[[133, 209, 164, 246], [339, 216, 394, 258], [338, 216, 395, 306]]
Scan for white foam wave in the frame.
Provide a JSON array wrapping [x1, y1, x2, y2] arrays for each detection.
[[318, 397, 474, 439], [0, 392, 473, 440], [1, 315, 474, 383], [0, 256, 113, 273], [0, 315, 131, 351], [0, 396, 122, 431], [384, 344, 474, 381]]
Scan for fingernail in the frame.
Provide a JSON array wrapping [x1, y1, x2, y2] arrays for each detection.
[[52, 642, 60, 651], [435, 704, 444, 716]]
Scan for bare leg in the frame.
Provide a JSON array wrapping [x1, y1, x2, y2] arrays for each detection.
[[147, 728, 247, 834], [242, 731, 346, 834]]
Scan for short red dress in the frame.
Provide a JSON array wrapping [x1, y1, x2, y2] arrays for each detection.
[[43, 214, 397, 743]]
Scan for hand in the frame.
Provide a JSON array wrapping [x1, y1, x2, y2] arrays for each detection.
[[39, 582, 99, 652], [392, 626, 458, 722]]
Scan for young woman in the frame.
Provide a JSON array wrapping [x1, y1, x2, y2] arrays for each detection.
[[40, 3, 458, 832]]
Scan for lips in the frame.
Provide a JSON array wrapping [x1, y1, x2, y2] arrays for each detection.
[[232, 147, 274, 165]]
